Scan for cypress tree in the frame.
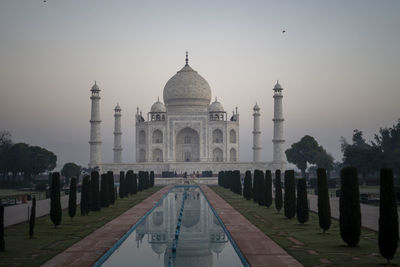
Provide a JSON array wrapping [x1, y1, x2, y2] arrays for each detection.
[[150, 171, 155, 187], [243, 170, 252, 200], [339, 167, 361, 247], [265, 170, 273, 208], [233, 170, 241, 195], [127, 171, 135, 195], [218, 171, 223, 186], [0, 205, 4, 251], [253, 170, 260, 203], [80, 175, 91, 216], [29, 197, 36, 238], [284, 170, 296, 219], [90, 171, 101, 211], [378, 168, 399, 264], [133, 172, 138, 194], [317, 168, 331, 233], [258, 170, 266, 206], [68, 177, 77, 220], [296, 178, 309, 224], [100, 174, 109, 208], [144, 171, 149, 190], [119, 171, 125, 198], [138, 171, 143, 192], [50, 172, 62, 228], [108, 171, 115, 205], [275, 170, 283, 212]]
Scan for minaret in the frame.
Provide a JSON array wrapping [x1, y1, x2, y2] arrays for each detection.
[[252, 103, 261, 162], [272, 80, 286, 163], [89, 81, 102, 168], [113, 103, 122, 163]]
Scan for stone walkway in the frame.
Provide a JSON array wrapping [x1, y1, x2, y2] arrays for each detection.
[[42, 186, 173, 267], [200, 185, 302, 267]]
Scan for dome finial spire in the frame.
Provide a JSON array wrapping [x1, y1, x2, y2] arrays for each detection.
[[185, 51, 188, 65]]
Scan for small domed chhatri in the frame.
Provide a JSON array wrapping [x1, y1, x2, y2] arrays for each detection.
[[89, 52, 286, 175]]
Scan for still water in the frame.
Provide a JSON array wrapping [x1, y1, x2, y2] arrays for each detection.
[[100, 186, 245, 267]]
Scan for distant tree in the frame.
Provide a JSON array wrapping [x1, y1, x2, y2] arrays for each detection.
[[284, 170, 296, 219], [68, 177, 77, 220], [233, 170, 242, 195], [119, 171, 125, 198], [285, 136, 320, 178], [275, 170, 283, 213], [296, 178, 309, 223], [144, 171, 149, 190], [29, 197, 36, 238], [253, 170, 260, 203], [126, 171, 133, 195], [80, 175, 91, 216], [0, 131, 12, 184], [107, 171, 115, 204], [317, 168, 331, 233], [257, 170, 266, 206], [243, 170, 252, 200], [265, 170, 272, 208], [0, 205, 4, 251], [379, 168, 399, 264], [90, 171, 100, 211], [61, 163, 81, 185], [314, 148, 334, 177], [100, 174, 109, 208], [373, 120, 400, 176], [339, 167, 361, 247], [50, 172, 62, 228]]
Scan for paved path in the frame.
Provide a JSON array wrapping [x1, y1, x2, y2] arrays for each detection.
[[42, 186, 173, 267], [200, 185, 302, 267], [308, 194, 384, 232], [4, 193, 81, 227]]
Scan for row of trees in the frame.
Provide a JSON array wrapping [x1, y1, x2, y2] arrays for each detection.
[[0, 131, 57, 185], [217, 166, 399, 263], [218, 171, 242, 195]]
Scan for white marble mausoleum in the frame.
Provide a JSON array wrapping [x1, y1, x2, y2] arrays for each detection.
[[89, 53, 286, 174]]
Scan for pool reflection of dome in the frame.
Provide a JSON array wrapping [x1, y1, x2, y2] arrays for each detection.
[[153, 211, 163, 226], [210, 241, 226, 254], [163, 245, 213, 267], [151, 242, 167, 255], [182, 191, 201, 228]]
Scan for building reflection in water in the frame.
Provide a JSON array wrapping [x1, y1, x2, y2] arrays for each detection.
[[135, 187, 229, 267]]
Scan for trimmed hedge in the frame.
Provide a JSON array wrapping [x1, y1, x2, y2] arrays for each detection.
[[265, 170, 272, 208], [68, 177, 77, 219], [50, 172, 62, 227], [275, 170, 283, 213], [317, 168, 331, 233], [80, 175, 91, 216], [284, 170, 296, 219], [29, 197, 36, 238], [296, 178, 309, 223], [90, 171, 101, 211], [243, 170, 253, 200]]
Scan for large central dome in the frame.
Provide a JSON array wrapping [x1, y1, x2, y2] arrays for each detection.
[[163, 58, 211, 112]]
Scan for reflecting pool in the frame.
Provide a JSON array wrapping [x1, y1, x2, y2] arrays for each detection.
[[99, 186, 246, 267]]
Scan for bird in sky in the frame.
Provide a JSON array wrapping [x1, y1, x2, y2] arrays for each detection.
[[282, 30, 286, 33]]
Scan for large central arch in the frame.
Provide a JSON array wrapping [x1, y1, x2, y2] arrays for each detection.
[[175, 127, 200, 162]]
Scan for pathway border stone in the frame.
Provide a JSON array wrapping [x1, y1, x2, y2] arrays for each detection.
[[200, 185, 302, 267], [42, 186, 173, 267]]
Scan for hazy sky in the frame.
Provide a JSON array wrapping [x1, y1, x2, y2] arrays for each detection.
[[0, 1, 399, 169]]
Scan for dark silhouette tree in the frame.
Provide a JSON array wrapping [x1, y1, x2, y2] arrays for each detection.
[[296, 178, 309, 223], [133, 172, 138, 194], [257, 170, 266, 206], [61, 162, 81, 185], [150, 171, 155, 187], [275, 170, 283, 213], [243, 170, 252, 200], [50, 172, 62, 227], [100, 174, 109, 208], [138, 171, 143, 192], [339, 167, 361, 247], [317, 168, 331, 233], [29, 197, 36, 238], [265, 170, 273, 208], [80, 175, 91, 216], [379, 168, 399, 264], [68, 177, 77, 220], [90, 171, 101, 211], [284, 170, 296, 219], [126, 171, 134, 195], [0, 205, 4, 251], [119, 171, 125, 198], [107, 171, 115, 205]]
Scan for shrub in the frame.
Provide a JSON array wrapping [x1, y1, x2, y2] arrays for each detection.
[[265, 170, 273, 208], [107, 171, 115, 205], [317, 168, 331, 233], [296, 178, 309, 223], [80, 175, 91, 216], [379, 168, 399, 264], [275, 170, 283, 213], [50, 172, 62, 227], [243, 170, 252, 200], [0, 205, 4, 251], [68, 177, 77, 220], [29, 197, 36, 238], [284, 170, 296, 219], [90, 171, 101, 211], [100, 174, 109, 208], [339, 167, 361, 247], [119, 171, 125, 198], [150, 171, 155, 187]]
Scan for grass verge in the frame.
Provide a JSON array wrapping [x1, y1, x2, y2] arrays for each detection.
[[211, 186, 399, 267], [0, 186, 163, 267]]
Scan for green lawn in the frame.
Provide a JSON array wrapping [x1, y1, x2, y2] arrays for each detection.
[[212, 186, 399, 266], [0, 186, 163, 267]]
